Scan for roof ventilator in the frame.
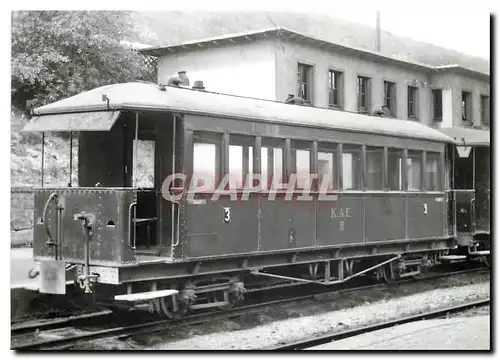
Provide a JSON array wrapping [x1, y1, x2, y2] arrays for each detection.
[[192, 80, 206, 91]]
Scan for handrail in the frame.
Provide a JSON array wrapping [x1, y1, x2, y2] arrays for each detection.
[[41, 192, 58, 245], [128, 202, 137, 249], [173, 203, 181, 247]]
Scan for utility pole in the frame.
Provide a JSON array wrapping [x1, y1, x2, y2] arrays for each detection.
[[375, 11, 381, 52]]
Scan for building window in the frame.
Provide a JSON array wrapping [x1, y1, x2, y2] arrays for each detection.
[[328, 70, 343, 108], [461, 91, 472, 122], [407, 86, 418, 119], [297, 63, 313, 103], [432, 89, 442, 122], [342, 144, 362, 190], [384, 81, 396, 116], [357, 76, 371, 113], [481, 95, 490, 126], [425, 152, 440, 191]]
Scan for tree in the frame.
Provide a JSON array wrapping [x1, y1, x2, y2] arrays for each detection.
[[11, 11, 156, 111]]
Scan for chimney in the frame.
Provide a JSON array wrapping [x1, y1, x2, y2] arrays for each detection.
[[166, 71, 190, 87], [375, 11, 381, 52], [178, 71, 190, 86]]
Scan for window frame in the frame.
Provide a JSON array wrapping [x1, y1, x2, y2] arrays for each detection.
[[228, 134, 255, 190], [341, 143, 363, 191], [387, 147, 405, 191], [383, 80, 397, 117], [480, 95, 490, 126], [297, 62, 314, 104], [260, 137, 286, 190], [365, 146, 384, 191], [406, 150, 424, 191], [192, 132, 223, 192], [424, 151, 441, 192], [290, 140, 313, 190], [432, 89, 443, 122], [407, 85, 418, 119], [317, 142, 340, 191], [328, 69, 343, 109], [461, 90, 472, 122], [357, 75, 371, 113]]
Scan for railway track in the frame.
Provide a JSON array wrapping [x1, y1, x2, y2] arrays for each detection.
[[11, 266, 489, 350], [269, 299, 491, 350]]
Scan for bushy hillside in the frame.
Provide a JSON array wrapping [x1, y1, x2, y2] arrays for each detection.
[[11, 108, 77, 187], [134, 11, 489, 74]]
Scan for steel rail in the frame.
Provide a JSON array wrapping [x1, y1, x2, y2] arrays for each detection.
[[11, 310, 114, 335], [11, 267, 489, 351], [269, 299, 490, 350]]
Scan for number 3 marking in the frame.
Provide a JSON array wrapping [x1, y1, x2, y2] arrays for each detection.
[[423, 203, 428, 215], [223, 207, 231, 223]]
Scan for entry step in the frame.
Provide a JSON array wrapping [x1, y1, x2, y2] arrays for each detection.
[[468, 250, 490, 256], [114, 289, 179, 302], [439, 255, 467, 261]]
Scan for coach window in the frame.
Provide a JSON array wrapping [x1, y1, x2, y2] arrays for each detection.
[[407, 150, 423, 191], [425, 152, 440, 191], [290, 140, 312, 189], [387, 148, 404, 191], [317, 143, 339, 190], [366, 146, 383, 190], [229, 135, 254, 189], [342, 144, 362, 190], [193, 132, 222, 191], [261, 138, 285, 189]]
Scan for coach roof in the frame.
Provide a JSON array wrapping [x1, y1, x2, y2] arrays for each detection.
[[27, 82, 455, 143]]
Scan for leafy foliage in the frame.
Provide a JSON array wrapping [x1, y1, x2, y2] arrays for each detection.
[[11, 11, 155, 110]]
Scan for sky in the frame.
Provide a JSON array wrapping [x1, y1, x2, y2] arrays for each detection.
[[328, 9, 491, 59]]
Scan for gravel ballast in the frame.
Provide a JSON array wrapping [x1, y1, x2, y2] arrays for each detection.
[[149, 282, 489, 350]]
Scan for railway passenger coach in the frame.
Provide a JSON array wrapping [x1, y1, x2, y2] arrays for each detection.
[[23, 81, 462, 318]]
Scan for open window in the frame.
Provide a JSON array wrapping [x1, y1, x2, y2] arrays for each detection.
[[407, 150, 423, 191], [342, 144, 362, 190], [317, 142, 339, 191], [229, 135, 254, 189], [261, 138, 285, 190], [290, 140, 312, 190], [366, 146, 383, 190], [387, 148, 404, 191]]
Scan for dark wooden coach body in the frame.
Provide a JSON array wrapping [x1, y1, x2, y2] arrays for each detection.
[[24, 82, 457, 294]]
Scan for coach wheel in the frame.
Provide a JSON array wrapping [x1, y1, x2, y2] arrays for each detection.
[[483, 255, 490, 268], [381, 262, 399, 283], [159, 296, 188, 319]]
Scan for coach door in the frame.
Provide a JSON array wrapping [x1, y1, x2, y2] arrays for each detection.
[[453, 145, 475, 234], [126, 111, 184, 258]]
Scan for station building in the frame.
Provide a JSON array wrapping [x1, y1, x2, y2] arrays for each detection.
[[141, 27, 490, 132]]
